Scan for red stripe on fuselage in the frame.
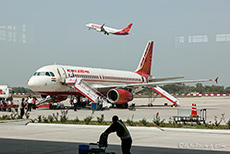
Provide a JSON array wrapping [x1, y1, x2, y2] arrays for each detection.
[[114, 30, 129, 35]]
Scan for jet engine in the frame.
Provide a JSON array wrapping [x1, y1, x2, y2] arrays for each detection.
[[107, 89, 133, 104]]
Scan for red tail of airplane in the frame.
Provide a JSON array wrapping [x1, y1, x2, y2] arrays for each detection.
[[123, 23, 133, 34], [135, 41, 154, 76]]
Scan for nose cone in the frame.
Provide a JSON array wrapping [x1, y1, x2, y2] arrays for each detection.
[[28, 76, 41, 91]]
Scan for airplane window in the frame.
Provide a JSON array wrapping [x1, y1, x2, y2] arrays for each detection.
[[46, 72, 50, 76], [38, 72, 45, 76], [50, 72, 55, 77], [33, 72, 38, 76], [41, 72, 45, 76]]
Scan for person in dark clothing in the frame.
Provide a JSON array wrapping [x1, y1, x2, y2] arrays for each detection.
[[2, 98, 7, 107], [20, 98, 25, 118], [103, 115, 132, 154]]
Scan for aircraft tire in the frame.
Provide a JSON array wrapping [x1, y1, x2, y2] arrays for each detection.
[[115, 104, 121, 108], [116, 103, 128, 109], [81, 102, 86, 108], [124, 103, 128, 109]]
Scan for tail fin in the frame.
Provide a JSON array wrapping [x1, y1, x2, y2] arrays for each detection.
[[123, 23, 133, 33], [135, 41, 154, 76]]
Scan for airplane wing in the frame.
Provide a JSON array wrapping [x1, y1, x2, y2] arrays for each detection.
[[148, 76, 184, 82], [101, 24, 105, 29], [93, 78, 213, 90], [100, 24, 109, 35]]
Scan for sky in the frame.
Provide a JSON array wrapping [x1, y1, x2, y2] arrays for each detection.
[[0, 0, 230, 87]]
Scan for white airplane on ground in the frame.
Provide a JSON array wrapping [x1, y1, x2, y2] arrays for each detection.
[[86, 23, 133, 35], [28, 41, 213, 108]]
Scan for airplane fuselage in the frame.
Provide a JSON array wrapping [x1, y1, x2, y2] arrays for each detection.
[[28, 64, 145, 96]]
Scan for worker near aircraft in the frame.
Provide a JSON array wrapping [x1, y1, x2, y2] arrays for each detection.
[[19, 98, 25, 118], [103, 115, 132, 154], [69, 70, 74, 77], [27, 95, 33, 111], [73, 97, 77, 111]]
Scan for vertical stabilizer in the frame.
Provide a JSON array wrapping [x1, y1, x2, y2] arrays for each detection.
[[135, 41, 154, 75], [123, 23, 133, 34]]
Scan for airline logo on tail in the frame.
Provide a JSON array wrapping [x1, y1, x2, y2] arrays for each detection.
[[123, 23, 133, 34], [135, 41, 153, 76]]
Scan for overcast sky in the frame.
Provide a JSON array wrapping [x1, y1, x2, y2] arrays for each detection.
[[0, 0, 229, 87]]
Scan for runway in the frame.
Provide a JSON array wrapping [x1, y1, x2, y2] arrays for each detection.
[[0, 97, 230, 153]]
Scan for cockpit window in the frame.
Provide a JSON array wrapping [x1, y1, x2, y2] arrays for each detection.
[[33, 72, 38, 76], [45, 72, 50, 76], [38, 72, 45, 76], [33, 71, 55, 77], [50, 72, 55, 77]]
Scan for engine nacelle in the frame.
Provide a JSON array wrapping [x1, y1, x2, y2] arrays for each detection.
[[107, 89, 133, 104]]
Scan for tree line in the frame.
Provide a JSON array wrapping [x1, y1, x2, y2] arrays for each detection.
[[12, 87, 34, 94]]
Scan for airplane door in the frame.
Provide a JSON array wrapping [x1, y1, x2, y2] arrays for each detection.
[[141, 75, 147, 83], [57, 67, 67, 83]]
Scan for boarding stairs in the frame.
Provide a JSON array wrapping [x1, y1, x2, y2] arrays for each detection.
[[65, 78, 111, 108], [147, 86, 179, 106]]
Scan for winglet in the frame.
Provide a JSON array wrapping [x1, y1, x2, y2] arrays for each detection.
[[215, 77, 219, 84], [101, 24, 105, 28]]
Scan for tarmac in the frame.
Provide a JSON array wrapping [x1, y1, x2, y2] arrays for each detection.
[[0, 97, 230, 153], [8, 97, 230, 123]]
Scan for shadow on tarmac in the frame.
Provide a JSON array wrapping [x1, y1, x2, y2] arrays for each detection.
[[0, 138, 228, 154]]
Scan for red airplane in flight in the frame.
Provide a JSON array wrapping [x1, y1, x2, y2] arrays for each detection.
[[86, 23, 133, 35]]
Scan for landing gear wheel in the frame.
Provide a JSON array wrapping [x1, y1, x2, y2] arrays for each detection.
[[123, 103, 128, 109], [148, 103, 153, 107], [115, 104, 121, 108], [81, 102, 86, 108], [116, 103, 128, 109]]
